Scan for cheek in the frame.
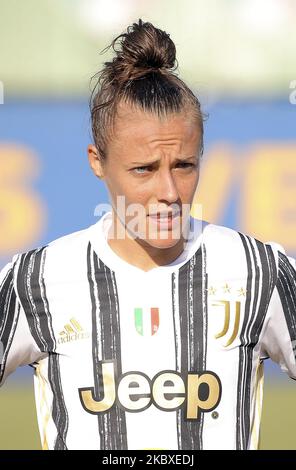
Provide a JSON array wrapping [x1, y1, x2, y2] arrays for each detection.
[[124, 184, 150, 207], [176, 172, 199, 198], [104, 168, 128, 195], [106, 173, 150, 206]]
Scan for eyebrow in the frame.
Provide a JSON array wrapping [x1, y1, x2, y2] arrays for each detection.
[[130, 155, 198, 165]]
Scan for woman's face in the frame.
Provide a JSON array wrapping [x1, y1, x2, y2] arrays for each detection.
[[88, 101, 202, 250]]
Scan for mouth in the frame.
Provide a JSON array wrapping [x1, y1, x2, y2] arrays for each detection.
[[148, 211, 181, 219], [148, 211, 181, 229]]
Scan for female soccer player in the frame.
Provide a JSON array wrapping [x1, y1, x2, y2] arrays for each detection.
[[0, 19, 295, 450]]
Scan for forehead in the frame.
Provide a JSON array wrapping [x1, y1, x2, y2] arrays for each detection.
[[109, 101, 200, 154]]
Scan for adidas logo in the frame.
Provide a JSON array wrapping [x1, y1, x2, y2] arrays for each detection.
[[58, 318, 90, 344]]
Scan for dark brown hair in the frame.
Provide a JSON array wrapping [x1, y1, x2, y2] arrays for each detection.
[[90, 19, 206, 160]]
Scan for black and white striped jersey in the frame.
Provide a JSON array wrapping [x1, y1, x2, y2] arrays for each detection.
[[0, 211, 295, 450]]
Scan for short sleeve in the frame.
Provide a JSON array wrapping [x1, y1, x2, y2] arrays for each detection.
[[0, 255, 45, 386], [260, 243, 296, 379]]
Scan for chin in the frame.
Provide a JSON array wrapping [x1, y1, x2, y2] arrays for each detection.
[[144, 233, 182, 250]]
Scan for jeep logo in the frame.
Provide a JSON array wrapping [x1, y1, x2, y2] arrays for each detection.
[[79, 360, 222, 420]]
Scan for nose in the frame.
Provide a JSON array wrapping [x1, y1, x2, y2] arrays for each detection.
[[155, 167, 179, 203]]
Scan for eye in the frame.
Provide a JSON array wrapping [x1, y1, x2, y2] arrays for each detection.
[[133, 166, 153, 174], [176, 162, 195, 169]]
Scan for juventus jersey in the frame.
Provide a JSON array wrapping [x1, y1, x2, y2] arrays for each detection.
[[0, 211, 295, 450]]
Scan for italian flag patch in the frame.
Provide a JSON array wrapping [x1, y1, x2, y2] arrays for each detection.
[[134, 307, 159, 336]]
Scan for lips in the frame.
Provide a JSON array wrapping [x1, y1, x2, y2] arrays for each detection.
[[147, 212, 181, 231], [148, 211, 181, 218]]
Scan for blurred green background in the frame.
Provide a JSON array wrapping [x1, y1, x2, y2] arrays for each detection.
[[0, 0, 295, 449]]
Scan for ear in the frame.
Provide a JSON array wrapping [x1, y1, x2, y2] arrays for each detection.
[[87, 144, 105, 179]]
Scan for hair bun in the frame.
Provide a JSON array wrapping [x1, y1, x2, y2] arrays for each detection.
[[123, 19, 176, 70], [104, 19, 178, 84]]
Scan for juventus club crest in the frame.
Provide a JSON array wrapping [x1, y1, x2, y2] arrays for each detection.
[[134, 307, 159, 336], [208, 283, 247, 347]]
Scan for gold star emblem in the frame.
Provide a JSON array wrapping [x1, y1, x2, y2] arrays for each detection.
[[237, 287, 247, 297], [208, 286, 217, 296], [222, 283, 231, 294]]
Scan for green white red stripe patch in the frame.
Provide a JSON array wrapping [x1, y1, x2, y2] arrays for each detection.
[[134, 307, 159, 336]]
